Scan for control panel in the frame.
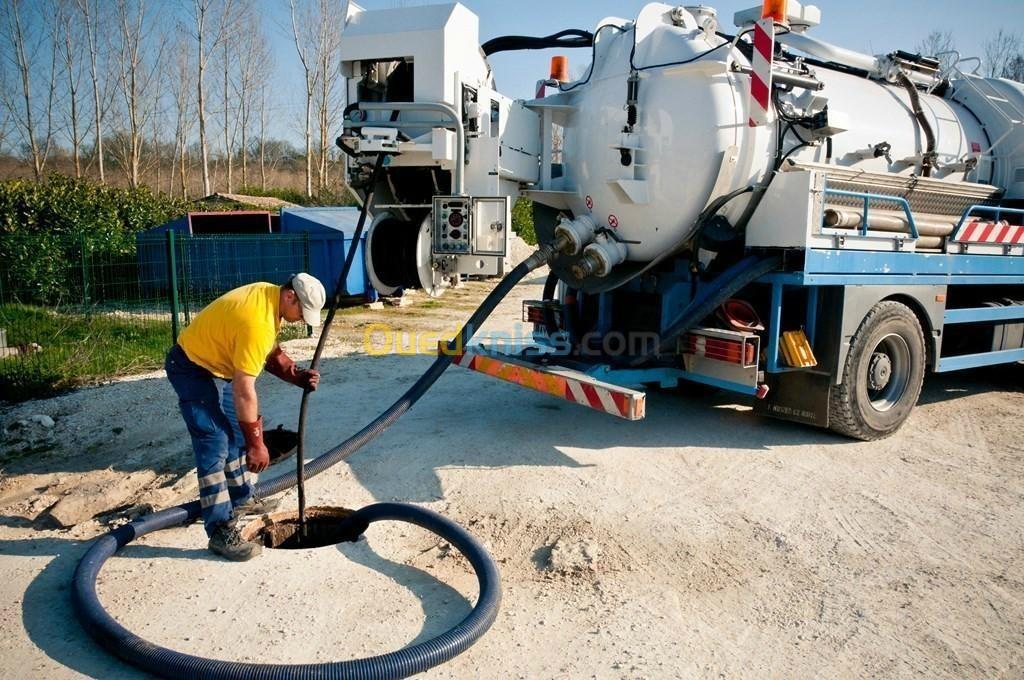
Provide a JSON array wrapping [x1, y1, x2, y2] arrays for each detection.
[[433, 197, 472, 254], [431, 196, 509, 258]]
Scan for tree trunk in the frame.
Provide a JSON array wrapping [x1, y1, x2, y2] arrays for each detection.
[[78, 0, 105, 183], [196, 2, 211, 196], [259, 85, 267, 190], [222, 40, 232, 193], [304, 92, 313, 197], [7, 0, 43, 179], [240, 98, 247, 187], [179, 140, 188, 199]]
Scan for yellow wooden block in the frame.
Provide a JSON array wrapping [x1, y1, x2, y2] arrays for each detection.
[[780, 329, 817, 368]]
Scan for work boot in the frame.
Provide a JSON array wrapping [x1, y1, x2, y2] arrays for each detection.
[[208, 523, 262, 561], [233, 495, 281, 518]]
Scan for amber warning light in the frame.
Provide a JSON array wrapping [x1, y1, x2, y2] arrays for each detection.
[[549, 55, 569, 82], [761, 0, 788, 23]]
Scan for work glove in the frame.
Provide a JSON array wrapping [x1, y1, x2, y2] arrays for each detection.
[[239, 416, 270, 473], [264, 346, 320, 391]]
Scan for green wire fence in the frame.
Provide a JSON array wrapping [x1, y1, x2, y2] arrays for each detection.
[[0, 232, 309, 401]]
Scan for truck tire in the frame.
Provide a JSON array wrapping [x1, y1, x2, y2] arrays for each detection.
[[829, 301, 926, 440]]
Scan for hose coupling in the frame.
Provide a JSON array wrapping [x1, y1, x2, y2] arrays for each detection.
[[571, 233, 628, 279], [554, 214, 598, 256]]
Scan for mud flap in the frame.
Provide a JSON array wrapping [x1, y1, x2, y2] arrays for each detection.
[[754, 371, 831, 428]]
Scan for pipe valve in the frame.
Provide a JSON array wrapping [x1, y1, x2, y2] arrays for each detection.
[[572, 233, 628, 279], [554, 214, 598, 256]]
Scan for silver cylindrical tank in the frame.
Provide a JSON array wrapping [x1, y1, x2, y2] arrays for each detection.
[[555, 2, 994, 264]]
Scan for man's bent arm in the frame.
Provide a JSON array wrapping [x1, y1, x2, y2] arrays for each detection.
[[232, 372, 259, 422]]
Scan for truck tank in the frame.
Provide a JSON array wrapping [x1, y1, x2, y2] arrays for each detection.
[[539, 2, 1021, 289]]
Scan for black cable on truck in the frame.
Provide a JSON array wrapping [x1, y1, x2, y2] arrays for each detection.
[[71, 216, 564, 677]]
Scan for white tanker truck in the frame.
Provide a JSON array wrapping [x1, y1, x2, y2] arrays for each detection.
[[338, 0, 1024, 440]]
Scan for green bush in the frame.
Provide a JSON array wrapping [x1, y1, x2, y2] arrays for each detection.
[[512, 197, 536, 245], [0, 174, 188, 244], [0, 175, 191, 305], [235, 184, 358, 207]]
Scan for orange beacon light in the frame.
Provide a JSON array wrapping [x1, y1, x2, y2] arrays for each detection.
[[762, 0, 788, 23]]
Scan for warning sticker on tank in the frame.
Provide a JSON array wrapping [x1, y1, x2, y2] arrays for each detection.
[[608, 214, 619, 229], [585, 195, 593, 210]]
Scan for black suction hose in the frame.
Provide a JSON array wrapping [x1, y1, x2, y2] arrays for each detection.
[[481, 28, 593, 56], [295, 154, 386, 543], [541, 270, 560, 334], [72, 502, 499, 680], [896, 71, 936, 177], [71, 234, 561, 678]]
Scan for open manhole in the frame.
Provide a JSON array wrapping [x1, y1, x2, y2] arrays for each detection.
[[241, 506, 363, 550]]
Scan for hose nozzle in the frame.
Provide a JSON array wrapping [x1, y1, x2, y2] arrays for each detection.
[[571, 233, 628, 279], [554, 214, 598, 256]]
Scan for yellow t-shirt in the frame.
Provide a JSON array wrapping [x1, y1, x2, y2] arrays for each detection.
[[178, 282, 281, 378]]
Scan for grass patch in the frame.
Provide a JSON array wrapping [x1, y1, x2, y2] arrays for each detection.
[[1, 303, 172, 401]]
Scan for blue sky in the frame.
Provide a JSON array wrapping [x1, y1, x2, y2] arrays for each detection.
[[256, 0, 1024, 143]]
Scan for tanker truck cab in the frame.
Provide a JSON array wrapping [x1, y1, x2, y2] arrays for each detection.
[[340, 1, 1024, 441]]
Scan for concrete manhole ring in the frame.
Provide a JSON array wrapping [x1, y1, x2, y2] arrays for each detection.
[[241, 506, 361, 550]]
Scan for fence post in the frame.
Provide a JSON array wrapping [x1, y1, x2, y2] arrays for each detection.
[[80, 235, 90, 305], [303, 231, 310, 273], [302, 232, 312, 338], [181, 236, 191, 325], [166, 230, 181, 343]]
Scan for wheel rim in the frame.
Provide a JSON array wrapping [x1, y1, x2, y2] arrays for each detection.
[[866, 333, 911, 412]]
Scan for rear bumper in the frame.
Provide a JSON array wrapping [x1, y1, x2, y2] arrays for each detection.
[[448, 345, 646, 421]]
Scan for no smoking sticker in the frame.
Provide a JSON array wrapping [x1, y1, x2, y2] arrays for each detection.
[[608, 214, 619, 229], [585, 195, 593, 210]]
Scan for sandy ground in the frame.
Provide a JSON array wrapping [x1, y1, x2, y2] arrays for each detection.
[[1, 269, 1023, 679]]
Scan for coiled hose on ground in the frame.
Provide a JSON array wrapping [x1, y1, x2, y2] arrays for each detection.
[[71, 238, 562, 678]]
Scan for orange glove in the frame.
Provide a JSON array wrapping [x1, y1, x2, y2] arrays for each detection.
[[239, 416, 270, 473], [264, 346, 320, 391]]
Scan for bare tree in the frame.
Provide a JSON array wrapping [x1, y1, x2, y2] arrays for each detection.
[[190, 0, 234, 196], [168, 21, 196, 198], [289, 0, 323, 197], [75, 0, 108, 182], [52, 0, 85, 177], [983, 29, 1024, 80], [235, 10, 270, 189], [258, 82, 269, 190], [219, 22, 239, 193], [1, 0, 57, 179], [916, 30, 957, 73], [110, 0, 166, 188], [313, 0, 344, 194]]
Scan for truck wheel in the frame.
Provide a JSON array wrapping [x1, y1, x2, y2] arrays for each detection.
[[829, 301, 926, 440]]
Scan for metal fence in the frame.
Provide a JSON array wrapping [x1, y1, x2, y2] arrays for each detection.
[[0, 232, 310, 400]]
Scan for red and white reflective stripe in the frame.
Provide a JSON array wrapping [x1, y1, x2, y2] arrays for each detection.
[[450, 349, 645, 421], [955, 218, 1024, 244], [748, 18, 775, 127]]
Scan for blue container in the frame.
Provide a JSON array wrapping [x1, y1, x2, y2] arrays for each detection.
[[278, 207, 371, 299], [136, 211, 304, 297]]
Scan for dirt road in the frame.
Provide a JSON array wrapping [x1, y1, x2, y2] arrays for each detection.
[[1, 270, 1022, 678]]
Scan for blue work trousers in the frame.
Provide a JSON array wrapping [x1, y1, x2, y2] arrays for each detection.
[[165, 344, 253, 535]]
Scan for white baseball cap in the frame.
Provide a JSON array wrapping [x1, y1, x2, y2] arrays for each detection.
[[289, 273, 326, 327]]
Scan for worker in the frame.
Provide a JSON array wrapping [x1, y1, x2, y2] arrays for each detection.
[[164, 273, 327, 561]]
